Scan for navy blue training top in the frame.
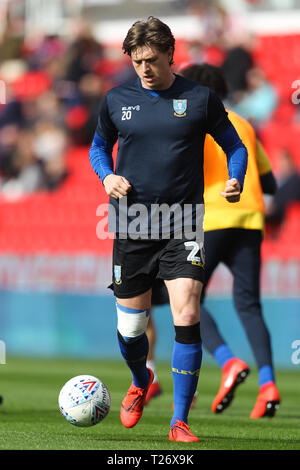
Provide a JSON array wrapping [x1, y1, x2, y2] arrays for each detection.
[[96, 75, 231, 204], [94, 74, 244, 234]]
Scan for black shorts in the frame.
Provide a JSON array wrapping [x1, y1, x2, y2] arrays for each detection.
[[111, 235, 205, 299], [151, 278, 169, 306]]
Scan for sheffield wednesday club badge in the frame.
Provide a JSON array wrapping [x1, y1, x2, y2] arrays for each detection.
[[114, 265, 122, 285], [173, 99, 187, 117]]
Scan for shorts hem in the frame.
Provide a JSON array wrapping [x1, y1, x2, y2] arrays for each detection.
[[161, 273, 204, 283], [112, 285, 153, 299]]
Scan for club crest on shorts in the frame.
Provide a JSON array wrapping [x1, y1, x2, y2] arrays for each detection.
[[114, 265, 122, 285], [173, 99, 187, 117]]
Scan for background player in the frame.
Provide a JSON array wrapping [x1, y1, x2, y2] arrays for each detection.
[[145, 63, 280, 419], [89, 18, 248, 442], [144, 282, 169, 402]]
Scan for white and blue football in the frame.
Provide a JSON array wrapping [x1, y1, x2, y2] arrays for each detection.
[[58, 375, 110, 427]]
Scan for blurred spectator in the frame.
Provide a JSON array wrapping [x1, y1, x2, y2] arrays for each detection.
[[222, 45, 254, 95], [42, 153, 68, 191], [266, 149, 300, 228], [0, 14, 24, 62], [35, 90, 65, 127], [230, 67, 278, 129], [23, 34, 67, 71], [0, 100, 23, 128], [76, 73, 105, 143], [65, 23, 103, 84], [33, 121, 69, 190], [183, 2, 230, 67], [187, 1, 230, 46], [0, 122, 68, 199], [0, 128, 45, 199], [64, 72, 108, 145], [0, 124, 20, 179], [93, 46, 136, 86], [0, 59, 27, 128]]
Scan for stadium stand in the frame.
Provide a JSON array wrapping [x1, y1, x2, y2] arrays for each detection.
[[0, 145, 113, 255], [0, 29, 299, 263]]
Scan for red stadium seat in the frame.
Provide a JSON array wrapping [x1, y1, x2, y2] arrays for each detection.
[[263, 203, 300, 260]]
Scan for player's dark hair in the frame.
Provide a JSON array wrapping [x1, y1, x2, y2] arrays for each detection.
[[122, 16, 175, 65], [181, 63, 228, 100]]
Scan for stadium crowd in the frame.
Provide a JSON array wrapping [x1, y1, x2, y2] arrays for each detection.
[[0, 17, 134, 198], [0, 2, 299, 223]]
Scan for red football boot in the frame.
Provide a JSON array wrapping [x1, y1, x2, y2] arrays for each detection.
[[212, 358, 250, 413], [144, 381, 162, 405], [250, 383, 280, 419], [169, 419, 199, 443], [120, 368, 154, 428]]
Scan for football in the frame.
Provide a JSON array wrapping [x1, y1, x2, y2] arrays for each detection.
[[58, 375, 111, 427]]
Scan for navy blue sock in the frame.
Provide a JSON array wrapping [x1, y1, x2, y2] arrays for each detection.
[[258, 365, 275, 387], [117, 331, 150, 388], [171, 323, 202, 426], [213, 344, 235, 369]]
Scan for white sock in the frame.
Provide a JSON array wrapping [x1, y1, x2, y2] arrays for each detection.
[[146, 359, 158, 383]]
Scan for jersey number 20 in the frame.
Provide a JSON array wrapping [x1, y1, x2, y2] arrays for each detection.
[[122, 110, 132, 120]]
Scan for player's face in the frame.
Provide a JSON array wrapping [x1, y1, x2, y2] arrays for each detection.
[[131, 45, 174, 90]]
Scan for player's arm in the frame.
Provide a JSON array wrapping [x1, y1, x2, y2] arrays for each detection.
[[206, 90, 248, 203], [89, 132, 114, 183], [256, 139, 277, 195], [89, 133, 131, 199], [214, 124, 248, 202], [89, 95, 131, 199]]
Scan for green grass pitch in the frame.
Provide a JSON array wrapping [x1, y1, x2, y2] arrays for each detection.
[[0, 357, 299, 450]]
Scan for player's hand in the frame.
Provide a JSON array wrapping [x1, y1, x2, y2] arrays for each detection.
[[103, 174, 132, 199], [220, 178, 241, 203]]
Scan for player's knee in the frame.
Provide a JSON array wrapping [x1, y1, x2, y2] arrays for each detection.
[[116, 302, 150, 342], [175, 306, 200, 326]]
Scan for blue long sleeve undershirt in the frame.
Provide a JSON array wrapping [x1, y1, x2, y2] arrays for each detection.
[[213, 123, 248, 190], [89, 123, 247, 189], [89, 132, 114, 183]]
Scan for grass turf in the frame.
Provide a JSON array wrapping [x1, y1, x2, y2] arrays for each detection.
[[0, 357, 299, 451]]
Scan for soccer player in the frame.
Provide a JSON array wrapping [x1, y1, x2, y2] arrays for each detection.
[[89, 18, 247, 442], [145, 63, 280, 419], [181, 64, 280, 418]]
